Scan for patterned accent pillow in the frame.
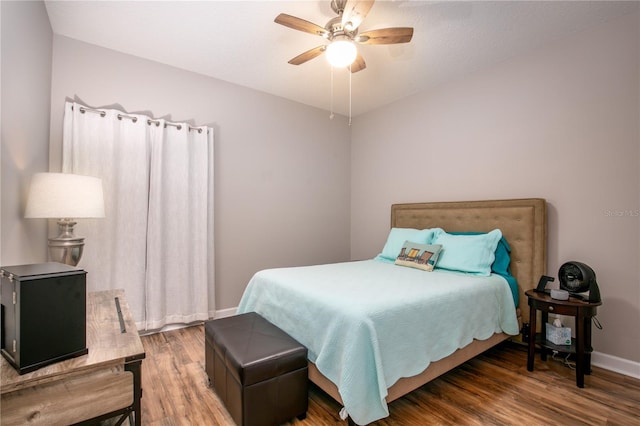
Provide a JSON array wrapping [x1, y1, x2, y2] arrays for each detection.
[[395, 241, 443, 272], [376, 228, 441, 262]]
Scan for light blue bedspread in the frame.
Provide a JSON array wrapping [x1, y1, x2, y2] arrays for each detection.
[[237, 260, 519, 425]]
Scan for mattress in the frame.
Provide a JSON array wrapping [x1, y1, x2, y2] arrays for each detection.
[[237, 259, 519, 425]]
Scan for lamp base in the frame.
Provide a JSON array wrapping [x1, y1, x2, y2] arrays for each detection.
[[48, 219, 84, 266]]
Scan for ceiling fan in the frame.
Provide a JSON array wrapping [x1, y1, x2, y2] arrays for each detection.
[[275, 0, 413, 73]]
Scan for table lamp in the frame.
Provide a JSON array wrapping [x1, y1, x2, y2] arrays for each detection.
[[25, 173, 105, 266]]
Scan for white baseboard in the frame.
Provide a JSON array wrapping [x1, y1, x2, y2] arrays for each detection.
[[214, 306, 238, 319], [592, 351, 640, 379]]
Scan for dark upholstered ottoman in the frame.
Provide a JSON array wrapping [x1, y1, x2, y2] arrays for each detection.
[[204, 312, 308, 426]]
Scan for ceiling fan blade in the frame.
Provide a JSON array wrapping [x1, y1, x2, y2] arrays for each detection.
[[350, 53, 366, 73], [341, 0, 375, 31], [275, 13, 328, 37], [288, 46, 327, 65], [357, 27, 414, 45]]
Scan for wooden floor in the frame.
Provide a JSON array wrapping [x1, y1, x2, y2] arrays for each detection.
[[139, 325, 640, 426]]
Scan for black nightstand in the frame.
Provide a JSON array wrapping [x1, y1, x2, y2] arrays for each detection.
[[525, 289, 601, 388]]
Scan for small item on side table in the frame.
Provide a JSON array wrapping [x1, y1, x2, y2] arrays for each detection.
[[550, 289, 569, 300], [546, 318, 572, 345], [534, 275, 555, 293]]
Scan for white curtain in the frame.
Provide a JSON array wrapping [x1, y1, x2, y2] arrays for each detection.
[[62, 101, 214, 330]]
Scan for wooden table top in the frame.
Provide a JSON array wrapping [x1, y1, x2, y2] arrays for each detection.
[[1, 289, 145, 394], [525, 289, 602, 308]]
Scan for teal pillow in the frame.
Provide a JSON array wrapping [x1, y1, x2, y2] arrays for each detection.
[[433, 229, 503, 276], [376, 228, 441, 262], [492, 237, 511, 276]]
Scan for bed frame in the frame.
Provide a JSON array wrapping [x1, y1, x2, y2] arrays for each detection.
[[308, 198, 547, 409]]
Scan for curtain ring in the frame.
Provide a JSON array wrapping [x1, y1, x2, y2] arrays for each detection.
[[79, 106, 106, 117], [118, 114, 137, 123]]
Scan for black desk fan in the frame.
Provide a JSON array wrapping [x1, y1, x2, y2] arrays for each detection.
[[558, 261, 601, 303], [535, 261, 601, 303]]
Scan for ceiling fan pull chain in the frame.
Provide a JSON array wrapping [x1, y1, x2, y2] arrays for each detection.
[[349, 64, 352, 126], [329, 66, 335, 120]]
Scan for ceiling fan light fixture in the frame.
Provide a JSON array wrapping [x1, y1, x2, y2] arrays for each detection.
[[326, 39, 357, 68]]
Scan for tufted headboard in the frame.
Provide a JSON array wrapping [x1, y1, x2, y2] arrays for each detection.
[[391, 198, 547, 323]]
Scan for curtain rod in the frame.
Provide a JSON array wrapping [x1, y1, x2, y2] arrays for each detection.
[[74, 105, 207, 134]]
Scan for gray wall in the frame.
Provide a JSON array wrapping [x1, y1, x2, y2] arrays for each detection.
[[351, 12, 640, 364], [48, 36, 352, 311], [1, 1, 52, 265]]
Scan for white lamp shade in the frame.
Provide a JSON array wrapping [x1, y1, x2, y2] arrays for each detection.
[[326, 39, 357, 68], [25, 173, 105, 219]]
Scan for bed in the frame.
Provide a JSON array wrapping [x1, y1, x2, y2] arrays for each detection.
[[237, 198, 547, 425]]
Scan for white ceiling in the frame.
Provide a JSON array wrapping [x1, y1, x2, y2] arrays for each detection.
[[44, 1, 635, 117]]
